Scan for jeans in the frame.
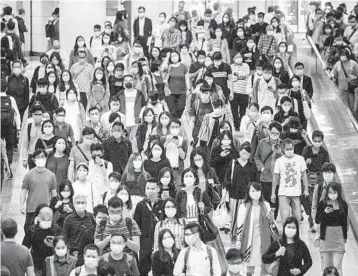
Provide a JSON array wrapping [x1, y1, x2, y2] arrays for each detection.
[[320, 252, 344, 276], [139, 248, 152, 276], [2, 127, 15, 165], [24, 212, 35, 233], [230, 93, 249, 130], [301, 186, 314, 227], [279, 195, 301, 225], [166, 94, 186, 119]]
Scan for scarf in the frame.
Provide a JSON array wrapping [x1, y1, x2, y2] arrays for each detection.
[[239, 202, 271, 263]]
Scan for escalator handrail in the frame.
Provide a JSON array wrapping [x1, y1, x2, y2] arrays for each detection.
[[306, 36, 358, 132]]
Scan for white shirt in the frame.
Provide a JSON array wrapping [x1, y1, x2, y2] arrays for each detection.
[[0, 92, 21, 130], [174, 243, 221, 276], [72, 180, 99, 213], [274, 154, 307, 197], [88, 159, 113, 197], [139, 17, 145, 37], [124, 90, 136, 127], [90, 35, 103, 60]]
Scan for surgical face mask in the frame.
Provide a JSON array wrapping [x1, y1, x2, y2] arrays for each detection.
[[159, 16, 165, 23], [125, 82, 133, 89], [256, 69, 263, 75], [109, 181, 119, 191], [118, 194, 129, 203], [185, 234, 197, 246], [95, 73, 103, 80], [133, 160, 142, 169], [103, 38, 110, 44], [138, 12, 145, 18], [61, 191, 71, 198], [133, 47, 141, 54], [55, 248, 67, 257], [267, 31, 274, 36], [111, 244, 125, 254], [247, 42, 255, 48], [261, 113, 271, 122], [221, 139, 231, 147], [284, 227, 297, 238], [296, 69, 304, 76], [152, 149, 162, 159], [162, 237, 175, 248], [35, 158, 46, 168], [180, 26, 187, 31], [313, 141, 322, 148], [237, 31, 244, 37], [289, 128, 299, 133], [161, 177, 171, 186], [170, 128, 180, 136], [272, 22, 279, 27], [75, 203, 86, 213], [43, 126, 53, 135], [223, 17, 229, 23], [213, 108, 222, 117], [249, 15, 255, 20], [67, 94, 76, 101], [235, 57, 243, 64], [107, 65, 114, 72], [171, 56, 179, 63], [184, 177, 195, 186], [249, 190, 261, 200], [323, 172, 334, 183], [228, 264, 243, 274], [39, 220, 52, 229], [340, 56, 348, 62], [291, 80, 300, 88], [56, 143, 66, 152], [165, 208, 177, 218], [13, 67, 21, 75], [144, 114, 154, 123], [282, 105, 291, 112], [110, 213, 122, 223], [198, 57, 205, 64], [77, 41, 85, 47], [285, 149, 294, 157], [279, 46, 287, 53], [62, 75, 70, 82], [328, 193, 338, 200], [263, 73, 271, 81], [94, 31, 101, 37], [77, 170, 87, 179], [274, 62, 282, 69], [53, 44, 60, 50], [84, 258, 98, 269], [194, 160, 204, 168], [112, 131, 122, 139]]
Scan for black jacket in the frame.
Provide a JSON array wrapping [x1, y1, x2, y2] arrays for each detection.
[[7, 73, 29, 110], [262, 239, 312, 276], [197, 19, 217, 38], [133, 17, 152, 40], [301, 75, 313, 99], [151, 250, 177, 276]]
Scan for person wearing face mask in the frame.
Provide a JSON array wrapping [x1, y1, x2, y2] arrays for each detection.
[[20, 149, 57, 232], [133, 6, 152, 58], [161, 119, 188, 186], [157, 168, 177, 203], [62, 193, 95, 255], [257, 25, 278, 63], [210, 28, 230, 64], [101, 95, 126, 133], [151, 12, 168, 49], [189, 50, 207, 87], [225, 248, 246, 276], [30, 53, 50, 93], [281, 116, 310, 155], [302, 130, 330, 232], [54, 107, 76, 147], [101, 234, 140, 276], [134, 178, 162, 276], [272, 56, 290, 85], [274, 96, 299, 130], [44, 236, 77, 276], [69, 50, 95, 110], [152, 228, 180, 276], [246, 60, 265, 96], [135, 107, 156, 153], [88, 25, 103, 63], [251, 12, 268, 43], [311, 162, 337, 245], [223, 142, 256, 240], [109, 63, 125, 97], [144, 141, 171, 178], [316, 182, 348, 276], [46, 39, 68, 68], [263, 217, 312, 276], [161, 17, 182, 51], [173, 0, 191, 22], [235, 182, 274, 276], [102, 172, 122, 207], [272, 138, 310, 224], [188, 9, 201, 34], [308, 8, 324, 48], [88, 67, 110, 116], [70, 244, 100, 276], [69, 36, 95, 69], [173, 222, 221, 276], [191, 26, 210, 57], [178, 20, 193, 48], [270, 17, 285, 45], [6, 60, 29, 121], [99, 33, 116, 61], [275, 42, 292, 71], [232, 27, 248, 55], [35, 119, 57, 154], [22, 206, 62, 275], [240, 39, 260, 71], [197, 9, 218, 39]]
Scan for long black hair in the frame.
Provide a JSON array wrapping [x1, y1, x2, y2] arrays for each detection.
[[58, 180, 75, 201], [190, 147, 211, 176], [58, 70, 76, 92], [73, 36, 87, 56], [158, 229, 179, 262], [281, 216, 300, 245]]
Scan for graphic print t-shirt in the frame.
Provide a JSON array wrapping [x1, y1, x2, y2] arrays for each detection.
[[274, 154, 307, 197]]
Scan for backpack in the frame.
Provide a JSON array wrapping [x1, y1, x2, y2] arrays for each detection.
[[183, 245, 213, 276], [45, 20, 56, 38], [0, 95, 15, 129]]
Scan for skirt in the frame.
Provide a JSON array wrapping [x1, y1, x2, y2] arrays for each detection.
[[319, 226, 345, 253]]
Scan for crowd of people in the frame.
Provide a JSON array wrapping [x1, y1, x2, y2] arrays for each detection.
[[0, 1, 351, 276]]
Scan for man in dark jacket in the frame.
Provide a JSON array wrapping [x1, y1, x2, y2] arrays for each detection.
[[294, 62, 314, 99], [15, 8, 27, 44], [133, 178, 162, 276], [133, 6, 152, 57], [197, 9, 217, 38]]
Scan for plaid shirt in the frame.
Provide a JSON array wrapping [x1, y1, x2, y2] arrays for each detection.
[[257, 35, 277, 57], [153, 218, 185, 251], [162, 28, 181, 49]]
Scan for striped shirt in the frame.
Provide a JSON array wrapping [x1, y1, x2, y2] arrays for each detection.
[[153, 218, 185, 251], [231, 63, 250, 94]]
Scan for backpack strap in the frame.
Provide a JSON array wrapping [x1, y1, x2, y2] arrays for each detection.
[[183, 247, 191, 274], [231, 159, 235, 183], [27, 123, 32, 143], [206, 245, 213, 276], [90, 36, 94, 48], [76, 145, 90, 162]]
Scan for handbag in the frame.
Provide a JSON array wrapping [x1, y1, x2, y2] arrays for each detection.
[[300, 89, 312, 119], [264, 241, 281, 276], [198, 192, 219, 242], [212, 201, 230, 228]]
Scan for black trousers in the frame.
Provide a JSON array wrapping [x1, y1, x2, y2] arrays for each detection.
[[2, 127, 15, 165], [166, 94, 186, 119], [80, 92, 88, 111], [230, 93, 249, 130], [24, 212, 35, 233], [261, 181, 279, 219], [137, 36, 149, 58], [138, 248, 152, 276]]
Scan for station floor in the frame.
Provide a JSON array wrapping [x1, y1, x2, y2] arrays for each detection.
[[2, 54, 358, 275]]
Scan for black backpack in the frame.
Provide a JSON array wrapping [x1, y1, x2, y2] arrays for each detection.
[[45, 20, 56, 38], [1, 95, 15, 129]]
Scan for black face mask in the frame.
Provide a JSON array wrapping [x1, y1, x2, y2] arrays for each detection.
[[125, 82, 133, 89]]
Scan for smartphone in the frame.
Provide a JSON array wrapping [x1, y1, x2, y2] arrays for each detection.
[[63, 204, 69, 209], [173, 136, 178, 140], [46, 236, 54, 242], [326, 204, 333, 209]]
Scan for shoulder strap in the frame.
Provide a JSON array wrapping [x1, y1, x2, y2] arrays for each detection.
[[41, 138, 48, 150], [75, 266, 81, 276], [266, 37, 274, 55], [183, 247, 191, 274], [206, 245, 213, 276], [144, 200, 159, 222], [27, 123, 32, 143], [349, 27, 358, 41], [49, 256, 57, 276], [90, 36, 93, 48], [76, 145, 90, 162], [231, 159, 235, 183], [340, 61, 348, 78], [251, 74, 254, 88], [262, 150, 274, 165]]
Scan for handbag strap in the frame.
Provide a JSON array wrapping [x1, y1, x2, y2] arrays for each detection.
[[266, 37, 274, 55], [76, 145, 90, 162], [340, 60, 349, 78], [349, 27, 358, 41]]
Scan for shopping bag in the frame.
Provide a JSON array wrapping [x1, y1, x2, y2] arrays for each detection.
[[212, 201, 230, 228]]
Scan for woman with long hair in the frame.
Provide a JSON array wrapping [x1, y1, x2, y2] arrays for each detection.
[[153, 198, 184, 252], [136, 108, 157, 153], [218, 12, 235, 42], [49, 51, 65, 77], [276, 42, 292, 71], [272, 56, 290, 85], [68, 36, 95, 68], [46, 70, 59, 94], [263, 216, 313, 276], [152, 229, 179, 276], [34, 119, 58, 154], [56, 70, 79, 106], [179, 20, 193, 48], [271, 17, 286, 45], [46, 137, 70, 188], [49, 180, 74, 227], [236, 182, 274, 276], [241, 38, 261, 71], [111, 29, 130, 62], [100, 32, 116, 61], [116, 184, 134, 219], [121, 153, 150, 208], [158, 167, 177, 200], [149, 47, 163, 68], [144, 141, 171, 178], [316, 182, 348, 276], [210, 27, 230, 64], [87, 67, 110, 115], [273, 96, 299, 130], [153, 111, 171, 137]]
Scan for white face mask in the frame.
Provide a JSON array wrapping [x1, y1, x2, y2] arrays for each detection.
[[285, 227, 297, 238], [292, 81, 300, 88], [261, 113, 272, 122], [285, 149, 294, 157], [43, 127, 53, 135], [77, 41, 85, 47], [13, 68, 21, 75], [184, 177, 195, 186], [162, 238, 175, 248], [165, 208, 177, 218], [328, 193, 338, 200], [61, 191, 71, 198], [222, 139, 231, 147], [267, 31, 274, 36], [111, 244, 125, 254], [118, 194, 129, 203], [282, 105, 291, 112], [39, 220, 52, 229], [152, 150, 162, 159], [171, 129, 180, 136], [84, 258, 98, 268], [323, 172, 334, 183], [55, 248, 67, 257], [75, 203, 86, 213], [133, 160, 142, 169], [109, 181, 119, 191], [67, 94, 76, 102], [250, 190, 261, 201], [194, 160, 203, 168], [228, 264, 243, 274], [36, 158, 46, 168], [185, 234, 196, 246], [161, 177, 171, 186], [313, 142, 322, 148]]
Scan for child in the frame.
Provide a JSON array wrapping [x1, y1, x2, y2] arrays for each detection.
[[225, 248, 246, 276], [101, 95, 126, 134], [101, 234, 139, 276], [103, 172, 122, 206], [54, 107, 76, 148], [70, 244, 101, 276]]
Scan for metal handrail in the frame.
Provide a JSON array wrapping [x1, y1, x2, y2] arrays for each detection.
[[306, 36, 358, 132]]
